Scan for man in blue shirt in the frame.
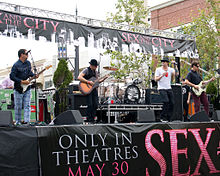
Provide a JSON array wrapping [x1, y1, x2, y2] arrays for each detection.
[[10, 49, 38, 125]]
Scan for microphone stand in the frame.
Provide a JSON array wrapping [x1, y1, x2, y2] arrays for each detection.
[[29, 51, 39, 123]]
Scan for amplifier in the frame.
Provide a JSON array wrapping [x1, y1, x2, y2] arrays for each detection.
[[145, 89, 163, 104], [68, 93, 87, 116]]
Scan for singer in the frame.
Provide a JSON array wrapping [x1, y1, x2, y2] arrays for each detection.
[[155, 57, 179, 122], [10, 49, 38, 126]]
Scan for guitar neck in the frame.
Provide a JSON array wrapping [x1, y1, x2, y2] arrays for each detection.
[[29, 69, 45, 82]]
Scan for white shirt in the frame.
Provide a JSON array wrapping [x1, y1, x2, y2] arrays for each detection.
[[155, 67, 175, 90]]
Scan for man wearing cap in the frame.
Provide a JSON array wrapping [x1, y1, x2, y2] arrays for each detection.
[[78, 59, 108, 123], [155, 57, 179, 122]]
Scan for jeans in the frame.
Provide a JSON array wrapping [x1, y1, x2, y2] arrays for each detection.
[[14, 89, 31, 123], [159, 89, 174, 121], [86, 89, 98, 122]]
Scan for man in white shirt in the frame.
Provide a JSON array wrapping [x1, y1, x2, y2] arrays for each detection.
[[155, 57, 178, 122]]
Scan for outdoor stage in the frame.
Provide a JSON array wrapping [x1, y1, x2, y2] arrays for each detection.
[[0, 121, 220, 176]]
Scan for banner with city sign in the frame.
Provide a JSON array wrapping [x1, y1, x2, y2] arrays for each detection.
[[0, 10, 198, 58]]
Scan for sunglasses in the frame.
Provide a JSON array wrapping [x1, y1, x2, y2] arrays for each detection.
[[195, 65, 200, 68]]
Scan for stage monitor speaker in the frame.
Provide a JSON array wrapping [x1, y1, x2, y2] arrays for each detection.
[[171, 85, 183, 121], [212, 110, 220, 121], [190, 111, 210, 122], [54, 110, 83, 125], [0, 111, 13, 127], [137, 110, 156, 123]]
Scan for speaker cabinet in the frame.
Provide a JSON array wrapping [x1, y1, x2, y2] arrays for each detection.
[[137, 110, 156, 123], [0, 111, 13, 127], [171, 85, 183, 121], [212, 110, 220, 121], [190, 111, 210, 122], [54, 110, 83, 125], [145, 89, 163, 104], [68, 93, 87, 116]]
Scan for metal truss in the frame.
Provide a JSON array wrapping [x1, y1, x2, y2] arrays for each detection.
[[0, 1, 195, 40]]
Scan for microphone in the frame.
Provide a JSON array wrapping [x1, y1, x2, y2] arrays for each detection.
[[27, 50, 31, 54]]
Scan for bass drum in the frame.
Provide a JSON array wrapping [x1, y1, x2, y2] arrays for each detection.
[[124, 85, 140, 104]]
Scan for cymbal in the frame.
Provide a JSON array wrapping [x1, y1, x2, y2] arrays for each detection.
[[110, 79, 125, 83], [103, 66, 118, 71]]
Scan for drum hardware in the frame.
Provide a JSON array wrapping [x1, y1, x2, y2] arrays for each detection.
[[103, 66, 118, 71]]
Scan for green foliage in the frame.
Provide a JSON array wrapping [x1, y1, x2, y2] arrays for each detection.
[[104, 50, 153, 88], [53, 59, 73, 89], [206, 82, 217, 95], [181, 0, 219, 75], [107, 0, 149, 29], [53, 59, 73, 114]]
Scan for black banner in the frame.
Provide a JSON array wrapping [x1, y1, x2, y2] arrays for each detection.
[[0, 10, 198, 57], [37, 123, 220, 176], [0, 127, 39, 176]]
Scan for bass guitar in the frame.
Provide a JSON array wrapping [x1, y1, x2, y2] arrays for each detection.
[[20, 65, 52, 93], [79, 72, 113, 95]]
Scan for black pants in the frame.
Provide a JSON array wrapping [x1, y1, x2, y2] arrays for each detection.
[[159, 89, 174, 121], [86, 89, 98, 122], [183, 100, 189, 121]]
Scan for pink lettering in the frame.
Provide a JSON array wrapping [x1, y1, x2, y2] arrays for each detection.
[[86, 165, 94, 176], [189, 128, 220, 175], [161, 38, 167, 47], [133, 34, 139, 43], [96, 163, 105, 176], [39, 19, 49, 30], [35, 19, 39, 29], [165, 129, 190, 176], [50, 21, 60, 32], [121, 32, 127, 42], [0, 12, 2, 23], [127, 33, 133, 43], [69, 166, 82, 176], [145, 129, 166, 175], [24, 17, 34, 28], [169, 40, 175, 48], [152, 38, 159, 47]]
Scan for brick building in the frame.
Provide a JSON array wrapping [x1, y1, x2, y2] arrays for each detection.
[[150, 0, 206, 30]]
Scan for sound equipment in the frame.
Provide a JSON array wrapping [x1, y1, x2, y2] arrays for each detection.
[[145, 89, 163, 104], [171, 85, 183, 121], [137, 110, 156, 123], [0, 111, 13, 127], [68, 93, 87, 116], [190, 111, 210, 122], [212, 110, 220, 121], [54, 110, 83, 125]]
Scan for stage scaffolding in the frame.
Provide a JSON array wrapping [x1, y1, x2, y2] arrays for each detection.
[[0, 1, 195, 40]]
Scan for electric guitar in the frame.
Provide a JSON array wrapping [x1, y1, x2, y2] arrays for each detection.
[[79, 72, 114, 95], [192, 76, 218, 96], [20, 65, 52, 93]]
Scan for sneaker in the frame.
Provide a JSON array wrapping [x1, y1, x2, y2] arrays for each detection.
[[15, 121, 22, 126], [160, 119, 168, 123]]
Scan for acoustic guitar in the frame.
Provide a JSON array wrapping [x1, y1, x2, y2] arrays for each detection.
[[79, 72, 113, 95], [20, 65, 52, 93]]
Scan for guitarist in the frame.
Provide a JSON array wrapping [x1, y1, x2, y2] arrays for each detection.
[[10, 49, 39, 125], [185, 61, 215, 116], [78, 59, 108, 123]]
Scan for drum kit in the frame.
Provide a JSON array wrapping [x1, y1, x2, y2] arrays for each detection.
[[99, 66, 145, 105]]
